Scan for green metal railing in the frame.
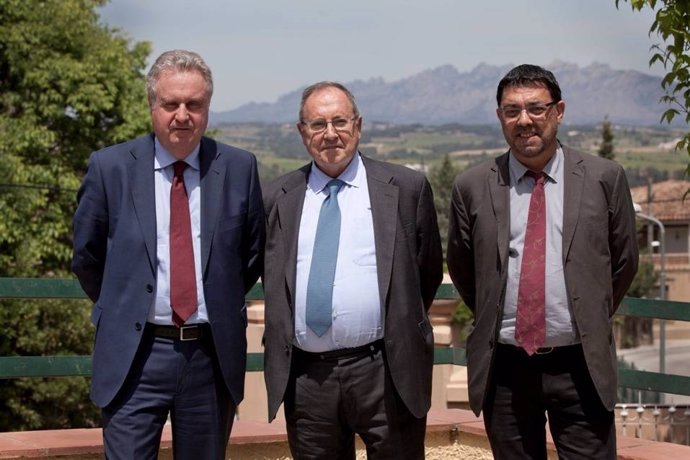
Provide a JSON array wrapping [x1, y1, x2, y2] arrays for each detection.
[[1, 277, 689, 397]]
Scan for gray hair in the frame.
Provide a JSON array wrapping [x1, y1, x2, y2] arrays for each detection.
[[299, 81, 360, 122], [146, 50, 213, 106]]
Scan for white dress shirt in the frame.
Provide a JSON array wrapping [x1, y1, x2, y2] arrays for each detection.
[[295, 154, 383, 352]]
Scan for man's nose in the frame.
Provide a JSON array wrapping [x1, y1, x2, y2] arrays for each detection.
[[174, 105, 190, 122], [515, 109, 533, 126], [323, 122, 339, 139]]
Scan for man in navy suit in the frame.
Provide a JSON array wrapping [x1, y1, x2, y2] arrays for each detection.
[[72, 50, 264, 459]]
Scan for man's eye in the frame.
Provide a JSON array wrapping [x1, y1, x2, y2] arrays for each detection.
[[332, 119, 348, 128], [310, 121, 327, 131]]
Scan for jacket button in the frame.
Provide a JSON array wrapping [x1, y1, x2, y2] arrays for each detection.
[[146, 284, 153, 293], [135, 322, 142, 331]]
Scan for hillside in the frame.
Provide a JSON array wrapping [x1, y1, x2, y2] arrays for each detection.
[[211, 61, 670, 126]]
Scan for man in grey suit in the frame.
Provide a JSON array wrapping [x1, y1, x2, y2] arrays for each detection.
[[262, 81, 443, 459], [72, 50, 264, 459], [447, 64, 639, 459]]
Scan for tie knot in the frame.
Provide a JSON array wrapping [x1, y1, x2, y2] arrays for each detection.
[[525, 170, 545, 185], [173, 161, 188, 178], [324, 179, 344, 197]]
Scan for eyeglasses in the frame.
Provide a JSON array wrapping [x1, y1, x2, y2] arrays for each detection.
[[301, 117, 358, 133], [499, 101, 558, 120]]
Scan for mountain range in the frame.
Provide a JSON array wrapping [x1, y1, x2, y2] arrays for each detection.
[[211, 61, 672, 126]]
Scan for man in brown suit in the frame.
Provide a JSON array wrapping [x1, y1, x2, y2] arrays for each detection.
[[447, 64, 639, 459]]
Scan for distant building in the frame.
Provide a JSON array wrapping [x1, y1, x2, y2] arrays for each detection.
[[630, 179, 690, 301]]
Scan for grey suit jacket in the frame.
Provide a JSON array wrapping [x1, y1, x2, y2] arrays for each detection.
[[72, 134, 265, 408], [447, 145, 639, 415], [262, 155, 443, 421]]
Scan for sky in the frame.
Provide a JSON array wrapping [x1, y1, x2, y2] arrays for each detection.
[[98, 0, 662, 112]]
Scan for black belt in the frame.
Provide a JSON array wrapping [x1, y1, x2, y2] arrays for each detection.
[[294, 340, 383, 361], [148, 323, 208, 341], [498, 342, 581, 356]]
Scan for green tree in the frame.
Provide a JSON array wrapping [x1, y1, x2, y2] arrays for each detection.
[[616, 0, 690, 173], [0, 0, 151, 430], [598, 116, 615, 160], [428, 155, 474, 345], [428, 153, 459, 264]]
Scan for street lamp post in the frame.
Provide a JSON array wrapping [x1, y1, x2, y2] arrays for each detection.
[[633, 203, 666, 375]]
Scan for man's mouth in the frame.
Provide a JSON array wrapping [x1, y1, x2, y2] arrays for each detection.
[[518, 132, 537, 138]]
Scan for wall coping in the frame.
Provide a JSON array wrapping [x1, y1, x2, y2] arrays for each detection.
[[0, 409, 688, 459]]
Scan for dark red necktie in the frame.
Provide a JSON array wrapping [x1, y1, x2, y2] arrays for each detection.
[[515, 171, 546, 355], [170, 161, 197, 327]]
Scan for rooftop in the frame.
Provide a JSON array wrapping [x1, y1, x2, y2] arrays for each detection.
[[630, 180, 690, 223]]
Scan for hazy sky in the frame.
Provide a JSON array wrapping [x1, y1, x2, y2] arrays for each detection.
[[98, 0, 661, 112]]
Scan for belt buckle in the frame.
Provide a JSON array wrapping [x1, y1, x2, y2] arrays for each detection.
[[535, 347, 554, 355], [179, 325, 197, 341]]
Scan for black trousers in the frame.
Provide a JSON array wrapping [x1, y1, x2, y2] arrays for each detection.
[[483, 343, 616, 460], [284, 342, 426, 460]]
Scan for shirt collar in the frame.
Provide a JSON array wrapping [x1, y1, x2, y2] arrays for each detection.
[[508, 146, 563, 185], [153, 137, 201, 172], [308, 152, 364, 194]]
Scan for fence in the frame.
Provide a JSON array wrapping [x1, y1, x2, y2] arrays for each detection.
[[1, 277, 689, 398]]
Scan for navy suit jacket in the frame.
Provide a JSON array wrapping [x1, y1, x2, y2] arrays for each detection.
[[72, 134, 264, 408]]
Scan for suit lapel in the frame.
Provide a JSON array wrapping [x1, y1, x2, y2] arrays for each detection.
[[562, 146, 584, 261], [278, 167, 309, 309], [363, 157, 398, 310], [128, 135, 157, 275], [199, 137, 224, 276], [490, 153, 511, 268]]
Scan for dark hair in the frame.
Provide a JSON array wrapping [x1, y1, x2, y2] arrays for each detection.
[[496, 64, 562, 106], [299, 81, 360, 122], [146, 50, 213, 107]]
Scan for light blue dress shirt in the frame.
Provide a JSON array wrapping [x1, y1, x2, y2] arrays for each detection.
[[295, 154, 383, 352], [501, 147, 580, 347], [149, 138, 208, 325]]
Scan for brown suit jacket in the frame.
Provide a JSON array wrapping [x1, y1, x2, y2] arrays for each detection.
[[447, 145, 639, 415], [262, 155, 443, 421]]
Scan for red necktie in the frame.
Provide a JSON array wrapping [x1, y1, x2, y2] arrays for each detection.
[[515, 171, 546, 355], [170, 161, 197, 327]]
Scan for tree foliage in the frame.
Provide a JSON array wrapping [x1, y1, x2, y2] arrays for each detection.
[[428, 155, 474, 345], [428, 153, 459, 264], [0, 0, 151, 430], [598, 116, 615, 160], [616, 0, 690, 173]]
